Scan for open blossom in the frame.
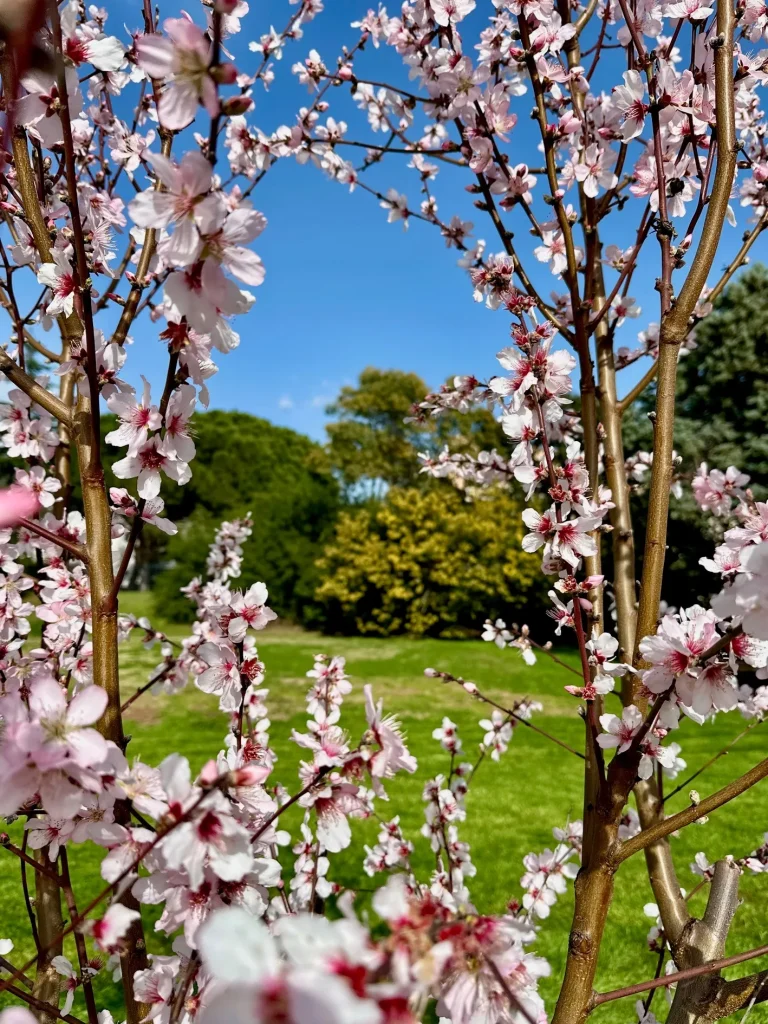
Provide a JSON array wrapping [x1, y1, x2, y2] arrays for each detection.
[[17, 68, 83, 148], [692, 463, 750, 516], [129, 151, 224, 266], [364, 683, 418, 781], [37, 253, 77, 317], [136, 17, 218, 130], [105, 378, 162, 453], [597, 705, 643, 754], [228, 583, 277, 642], [112, 436, 192, 500], [14, 468, 60, 510], [432, 0, 477, 24], [198, 908, 382, 1024], [196, 642, 242, 711], [0, 679, 109, 817], [712, 543, 768, 641], [612, 70, 648, 140]]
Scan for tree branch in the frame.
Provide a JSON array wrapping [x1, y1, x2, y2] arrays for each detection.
[[617, 757, 768, 862]]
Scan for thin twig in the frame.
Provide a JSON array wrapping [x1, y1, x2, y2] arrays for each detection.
[[591, 943, 768, 1006]]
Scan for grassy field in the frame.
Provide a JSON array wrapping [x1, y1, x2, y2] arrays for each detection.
[[2, 592, 767, 1022]]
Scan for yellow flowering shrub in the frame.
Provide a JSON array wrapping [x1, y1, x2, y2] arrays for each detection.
[[315, 486, 543, 636]]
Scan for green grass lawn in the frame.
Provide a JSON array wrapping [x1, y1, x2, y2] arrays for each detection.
[[2, 592, 767, 1022]]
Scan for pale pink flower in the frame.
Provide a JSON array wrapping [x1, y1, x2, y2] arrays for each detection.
[[228, 583, 277, 642], [91, 904, 141, 952], [196, 642, 242, 711], [37, 253, 77, 317], [198, 908, 381, 1024], [16, 69, 83, 149], [597, 704, 643, 753], [0, 485, 40, 526], [112, 436, 192, 500], [162, 384, 197, 463], [364, 684, 417, 781], [613, 70, 648, 140], [432, 0, 476, 24], [129, 151, 224, 266], [136, 17, 218, 130], [105, 377, 162, 453], [14, 468, 60, 510], [25, 816, 75, 861]]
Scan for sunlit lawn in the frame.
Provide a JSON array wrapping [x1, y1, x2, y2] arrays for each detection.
[[1, 591, 767, 1022]]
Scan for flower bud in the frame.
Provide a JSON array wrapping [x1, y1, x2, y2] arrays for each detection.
[[221, 96, 254, 116], [199, 759, 220, 786], [336, 64, 353, 81], [689, 790, 700, 805], [212, 62, 238, 85], [424, 667, 439, 677], [231, 764, 271, 787]]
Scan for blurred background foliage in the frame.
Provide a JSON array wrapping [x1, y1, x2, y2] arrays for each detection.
[[6, 268, 765, 636]]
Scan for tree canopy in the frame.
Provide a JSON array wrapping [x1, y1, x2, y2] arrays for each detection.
[[623, 263, 768, 606]]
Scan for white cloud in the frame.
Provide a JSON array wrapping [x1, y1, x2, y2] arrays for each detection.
[[310, 394, 331, 409], [278, 395, 294, 410]]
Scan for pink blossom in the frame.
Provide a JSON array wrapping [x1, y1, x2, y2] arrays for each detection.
[[0, 486, 40, 526], [91, 904, 141, 952], [597, 704, 643, 753], [37, 252, 77, 318], [112, 436, 192, 500], [136, 17, 218, 130], [364, 684, 418, 781], [129, 151, 224, 266], [105, 377, 162, 453]]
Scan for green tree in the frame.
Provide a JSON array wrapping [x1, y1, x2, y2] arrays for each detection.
[[622, 263, 768, 605], [325, 366, 506, 494], [315, 485, 544, 637], [151, 411, 339, 621]]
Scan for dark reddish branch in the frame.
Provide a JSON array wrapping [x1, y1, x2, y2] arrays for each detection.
[[1, 838, 64, 885], [18, 517, 89, 563], [48, 0, 102, 470], [0, 779, 230, 999], [592, 942, 768, 1006]]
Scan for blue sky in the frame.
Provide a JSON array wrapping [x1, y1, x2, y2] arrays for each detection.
[[20, 2, 768, 440]]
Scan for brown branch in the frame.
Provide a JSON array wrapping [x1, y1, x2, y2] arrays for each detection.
[[121, 662, 175, 713], [666, 858, 741, 1024], [0, 351, 73, 424], [664, 719, 762, 805], [617, 757, 768, 862], [1, 838, 64, 885], [632, 0, 736, 674]]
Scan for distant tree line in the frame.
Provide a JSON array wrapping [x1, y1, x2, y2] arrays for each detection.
[[5, 267, 758, 636]]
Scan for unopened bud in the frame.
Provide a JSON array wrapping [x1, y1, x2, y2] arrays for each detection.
[[336, 64, 353, 81], [212, 62, 238, 85], [220, 95, 254, 116], [462, 681, 478, 695], [424, 667, 439, 677], [231, 764, 271, 787], [689, 790, 700, 805], [199, 759, 220, 786]]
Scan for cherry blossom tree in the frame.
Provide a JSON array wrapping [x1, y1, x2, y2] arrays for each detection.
[[0, 2, 767, 1024]]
